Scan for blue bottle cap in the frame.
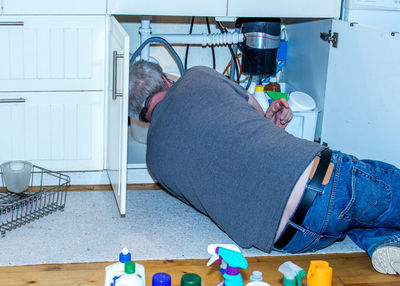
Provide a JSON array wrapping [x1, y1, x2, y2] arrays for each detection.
[[152, 272, 172, 286], [119, 249, 131, 263]]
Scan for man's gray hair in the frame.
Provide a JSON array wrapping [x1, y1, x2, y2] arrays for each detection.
[[129, 60, 167, 118]]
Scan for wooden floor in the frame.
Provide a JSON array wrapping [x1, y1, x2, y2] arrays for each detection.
[[1, 253, 400, 286]]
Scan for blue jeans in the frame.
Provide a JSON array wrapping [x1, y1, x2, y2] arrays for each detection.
[[273, 150, 400, 257]]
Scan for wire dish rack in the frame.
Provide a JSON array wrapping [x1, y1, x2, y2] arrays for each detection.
[[0, 164, 70, 237]]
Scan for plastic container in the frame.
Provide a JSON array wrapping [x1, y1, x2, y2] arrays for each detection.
[[105, 248, 146, 286], [253, 85, 269, 113], [289, 91, 316, 112], [306, 260, 332, 286], [104, 248, 132, 286], [152, 272, 171, 286], [264, 76, 281, 93], [115, 261, 144, 286], [246, 282, 270, 286], [130, 117, 150, 144], [249, 271, 263, 282], [180, 273, 201, 286], [0, 160, 32, 193]]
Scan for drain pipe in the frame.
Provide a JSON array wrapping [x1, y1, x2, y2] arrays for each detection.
[[139, 18, 152, 61], [138, 19, 244, 60]]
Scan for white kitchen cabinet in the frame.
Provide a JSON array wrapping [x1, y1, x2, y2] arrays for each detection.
[[107, 0, 341, 18], [0, 92, 105, 171], [106, 16, 130, 216], [283, 19, 400, 166], [107, 0, 226, 16], [227, 0, 341, 18], [0, 16, 105, 92], [2, 0, 106, 15]]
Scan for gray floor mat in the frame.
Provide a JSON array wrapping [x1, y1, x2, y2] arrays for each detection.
[[0, 190, 362, 266]]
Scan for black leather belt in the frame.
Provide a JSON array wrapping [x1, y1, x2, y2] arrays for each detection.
[[274, 148, 333, 249]]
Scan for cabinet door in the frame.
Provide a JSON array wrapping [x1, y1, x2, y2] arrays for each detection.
[[322, 20, 400, 166], [0, 16, 105, 92], [3, 0, 106, 14], [106, 16, 129, 216], [227, 0, 341, 17], [0, 92, 104, 171], [107, 0, 226, 16]]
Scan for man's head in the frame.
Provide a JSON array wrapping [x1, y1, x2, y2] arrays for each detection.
[[129, 60, 170, 121]]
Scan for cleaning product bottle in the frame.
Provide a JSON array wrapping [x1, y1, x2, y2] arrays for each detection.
[[264, 75, 281, 93], [105, 248, 132, 286], [115, 261, 144, 286], [306, 261, 332, 286], [104, 248, 146, 286], [278, 261, 306, 286], [253, 85, 269, 113], [180, 273, 202, 286], [249, 271, 263, 282], [152, 272, 171, 286], [245, 271, 270, 286], [207, 244, 248, 286]]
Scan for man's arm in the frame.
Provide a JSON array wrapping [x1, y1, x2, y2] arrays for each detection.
[[247, 93, 293, 129]]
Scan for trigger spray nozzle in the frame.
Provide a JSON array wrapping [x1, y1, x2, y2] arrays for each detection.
[[278, 261, 306, 286]]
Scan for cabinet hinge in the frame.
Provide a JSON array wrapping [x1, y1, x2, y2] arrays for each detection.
[[320, 30, 339, 48]]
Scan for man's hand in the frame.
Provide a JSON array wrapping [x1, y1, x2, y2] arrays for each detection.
[[265, 98, 293, 129]]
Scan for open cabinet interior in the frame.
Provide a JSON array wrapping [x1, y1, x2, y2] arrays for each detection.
[[108, 15, 400, 215]]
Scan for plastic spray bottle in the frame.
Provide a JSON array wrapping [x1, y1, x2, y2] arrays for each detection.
[[278, 261, 306, 286], [115, 261, 144, 286], [207, 244, 248, 286], [104, 248, 146, 286]]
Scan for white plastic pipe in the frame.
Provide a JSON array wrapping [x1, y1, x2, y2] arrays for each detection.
[[150, 32, 244, 46], [139, 19, 152, 61]]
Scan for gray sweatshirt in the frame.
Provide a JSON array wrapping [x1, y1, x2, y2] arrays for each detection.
[[146, 66, 323, 252]]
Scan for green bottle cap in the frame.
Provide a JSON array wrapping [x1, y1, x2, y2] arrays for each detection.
[[125, 261, 136, 274], [180, 273, 201, 286]]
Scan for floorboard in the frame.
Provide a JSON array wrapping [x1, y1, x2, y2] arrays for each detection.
[[1, 253, 400, 286]]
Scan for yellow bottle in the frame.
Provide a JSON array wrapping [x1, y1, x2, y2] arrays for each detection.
[[306, 260, 332, 286]]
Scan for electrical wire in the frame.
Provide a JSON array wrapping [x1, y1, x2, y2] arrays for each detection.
[[216, 21, 239, 83], [206, 17, 216, 70], [130, 36, 185, 76], [185, 17, 216, 70], [184, 16, 195, 70]]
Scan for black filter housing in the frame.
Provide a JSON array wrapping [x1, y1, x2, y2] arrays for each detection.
[[236, 18, 281, 77]]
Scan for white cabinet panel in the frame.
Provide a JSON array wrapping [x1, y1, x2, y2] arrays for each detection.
[[3, 0, 106, 15], [0, 16, 105, 92], [106, 16, 129, 215], [108, 0, 227, 16], [0, 92, 105, 171], [227, 0, 341, 18]]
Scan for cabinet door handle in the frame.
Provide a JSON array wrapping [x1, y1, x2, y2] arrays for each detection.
[[112, 51, 124, 100], [0, 22, 24, 26], [0, 98, 26, 103]]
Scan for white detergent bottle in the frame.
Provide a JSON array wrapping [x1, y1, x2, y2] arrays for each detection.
[[253, 85, 269, 113], [115, 261, 144, 286], [105, 248, 132, 286]]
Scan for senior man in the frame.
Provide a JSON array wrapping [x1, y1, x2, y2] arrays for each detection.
[[129, 60, 400, 275]]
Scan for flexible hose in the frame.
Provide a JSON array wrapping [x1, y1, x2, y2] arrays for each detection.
[[129, 36, 185, 76], [216, 21, 239, 83]]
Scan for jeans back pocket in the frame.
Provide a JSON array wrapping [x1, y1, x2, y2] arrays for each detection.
[[338, 167, 391, 227]]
